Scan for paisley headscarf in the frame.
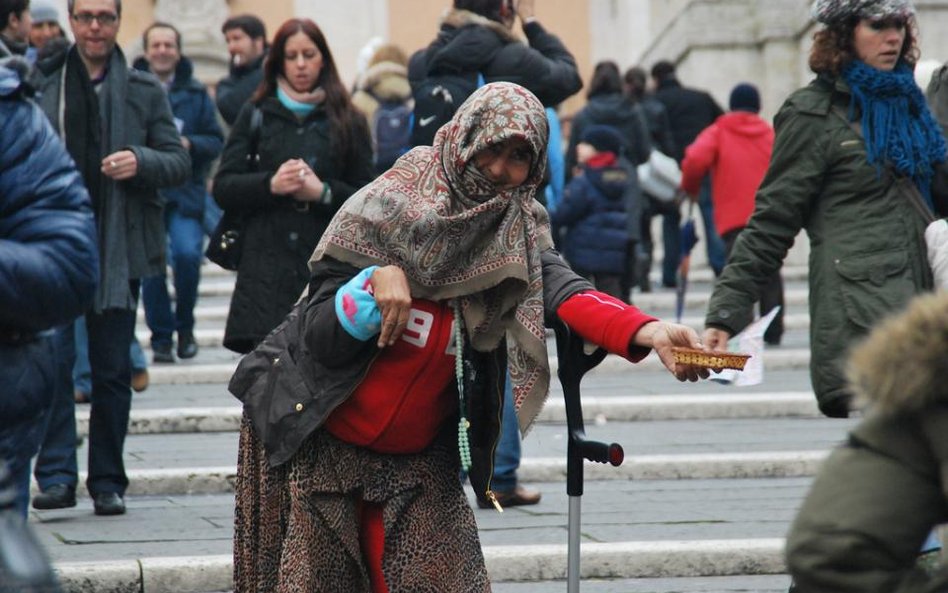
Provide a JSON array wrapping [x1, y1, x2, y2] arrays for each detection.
[[311, 82, 553, 432]]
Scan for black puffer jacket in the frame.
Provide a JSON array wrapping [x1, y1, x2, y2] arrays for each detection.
[[408, 9, 582, 108], [213, 97, 373, 353]]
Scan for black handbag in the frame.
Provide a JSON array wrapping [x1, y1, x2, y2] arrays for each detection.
[[206, 106, 263, 271]]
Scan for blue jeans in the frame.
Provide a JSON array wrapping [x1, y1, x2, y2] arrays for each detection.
[[698, 176, 726, 276], [73, 317, 146, 396], [142, 211, 204, 347], [492, 374, 520, 493], [36, 305, 138, 495], [0, 334, 56, 518]]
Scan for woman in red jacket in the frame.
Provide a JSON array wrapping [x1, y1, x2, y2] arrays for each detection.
[[680, 83, 784, 345]]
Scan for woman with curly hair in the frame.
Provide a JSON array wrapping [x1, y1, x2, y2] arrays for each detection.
[[703, 0, 948, 418]]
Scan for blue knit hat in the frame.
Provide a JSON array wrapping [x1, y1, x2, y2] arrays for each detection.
[[811, 0, 915, 24], [729, 83, 761, 113], [580, 125, 625, 155]]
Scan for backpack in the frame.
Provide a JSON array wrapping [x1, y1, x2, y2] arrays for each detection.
[[372, 98, 413, 174], [409, 72, 484, 147]]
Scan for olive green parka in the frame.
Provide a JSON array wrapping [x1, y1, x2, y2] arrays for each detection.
[[705, 75, 943, 416]]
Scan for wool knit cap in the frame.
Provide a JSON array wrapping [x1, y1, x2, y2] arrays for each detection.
[[30, 1, 60, 24], [729, 83, 761, 113], [811, 0, 915, 24], [580, 125, 625, 155]]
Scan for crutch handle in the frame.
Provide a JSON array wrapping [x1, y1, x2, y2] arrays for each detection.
[[575, 438, 624, 467]]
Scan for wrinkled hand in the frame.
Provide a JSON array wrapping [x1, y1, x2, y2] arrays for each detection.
[[101, 150, 138, 180], [635, 321, 710, 382], [370, 265, 412, 348]]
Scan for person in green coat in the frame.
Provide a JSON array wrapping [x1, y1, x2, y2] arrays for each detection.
[[785, 292, 948, 592], [702, 0, 948, 418]]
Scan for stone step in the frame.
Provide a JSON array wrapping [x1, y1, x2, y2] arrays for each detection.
[[53, 538, 785, 592], [140, 347, 811, 385], [76, 391, 820, 436], [37, 450, 827, 499]]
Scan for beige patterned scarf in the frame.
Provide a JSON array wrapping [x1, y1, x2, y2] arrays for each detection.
[[310, 82, 552, 432]]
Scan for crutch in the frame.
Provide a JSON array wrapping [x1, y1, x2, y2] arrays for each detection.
[[553, 322, 625, 593]]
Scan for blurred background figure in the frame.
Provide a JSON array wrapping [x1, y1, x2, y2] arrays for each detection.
[[0, 61, 97, 517], [212, 17, 373, 355], [680, 82, 782, 345], [351, 41, 413, 177], [553, 124, 636, 303], [216, 13, 267, 127], [651, 59, 726, 282]]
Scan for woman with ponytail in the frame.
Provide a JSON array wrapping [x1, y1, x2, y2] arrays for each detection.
[[703, 0, 948, 419]]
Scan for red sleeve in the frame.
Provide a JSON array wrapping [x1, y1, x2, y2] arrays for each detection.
[[680, 124, 719, 196], [555, 291, 658, 362]]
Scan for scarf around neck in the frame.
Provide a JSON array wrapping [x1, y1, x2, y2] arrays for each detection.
[[310, 82, 554, 433], [276, 76, 324, 114], [842, 60, 946, 205]]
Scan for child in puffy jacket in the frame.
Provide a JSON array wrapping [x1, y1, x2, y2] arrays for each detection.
[[552, 124, 635, 303]]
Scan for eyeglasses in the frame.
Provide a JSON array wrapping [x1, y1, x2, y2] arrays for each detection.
[[71, 12, 119, 26]]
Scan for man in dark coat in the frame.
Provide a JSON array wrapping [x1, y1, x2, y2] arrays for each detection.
[[650, 59, 727, 280], [136, 22, 223, 364], [30, 0, 190, 516], [215, 13, 266, 127], [0, 61, 97, 517], [408, 0, 582, 115]]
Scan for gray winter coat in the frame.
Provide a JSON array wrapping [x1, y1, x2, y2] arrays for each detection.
[[34, 46, 190, 311]]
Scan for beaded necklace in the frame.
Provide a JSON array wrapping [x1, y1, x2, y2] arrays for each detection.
[[453, 300, 472, 472]]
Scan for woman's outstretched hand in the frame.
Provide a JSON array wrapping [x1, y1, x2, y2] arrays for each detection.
[[370, 265, 412, 348], [633, 321, 711, 382]]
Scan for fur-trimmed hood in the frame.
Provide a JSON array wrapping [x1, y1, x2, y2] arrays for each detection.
[[847, 293, 948, 414], [356, 60, 411, 103], [440, 8, 520, 44]]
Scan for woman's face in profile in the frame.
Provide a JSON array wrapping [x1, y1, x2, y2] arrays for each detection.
[[853, 17, 906, 71], [283, 31, 323, 93], [472, 137, 533, 190]]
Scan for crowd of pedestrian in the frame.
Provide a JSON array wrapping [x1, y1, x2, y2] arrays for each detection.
[[4, 0, 948, 590]]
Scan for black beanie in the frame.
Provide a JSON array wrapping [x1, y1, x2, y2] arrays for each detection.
[[580, 125, 625, 155], [729, 83, 761, 113]]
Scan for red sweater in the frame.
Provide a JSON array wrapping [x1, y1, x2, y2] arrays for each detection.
[[326, 291, 657, 454], [680, 111, 774, 236]]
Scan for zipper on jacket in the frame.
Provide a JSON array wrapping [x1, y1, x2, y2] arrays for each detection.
[[484, 352, 504, 513]]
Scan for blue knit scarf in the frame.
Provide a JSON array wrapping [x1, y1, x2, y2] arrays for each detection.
[[842, 60, 946, 207]]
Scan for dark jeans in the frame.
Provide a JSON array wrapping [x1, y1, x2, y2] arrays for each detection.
[[0, 334, 55, 518], [492, 373, 520, 492], [142, 210, 204, 347], [35, 302, 137, 496], [698, 177, 726, 276], [722, 228, 784, 345], [640, 197, 681, 287]]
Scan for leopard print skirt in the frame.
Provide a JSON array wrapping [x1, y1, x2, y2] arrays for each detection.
[[233, 416, 492, 592]]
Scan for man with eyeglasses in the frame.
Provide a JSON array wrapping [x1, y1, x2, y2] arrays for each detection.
[[29, 0, 190, 517]]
